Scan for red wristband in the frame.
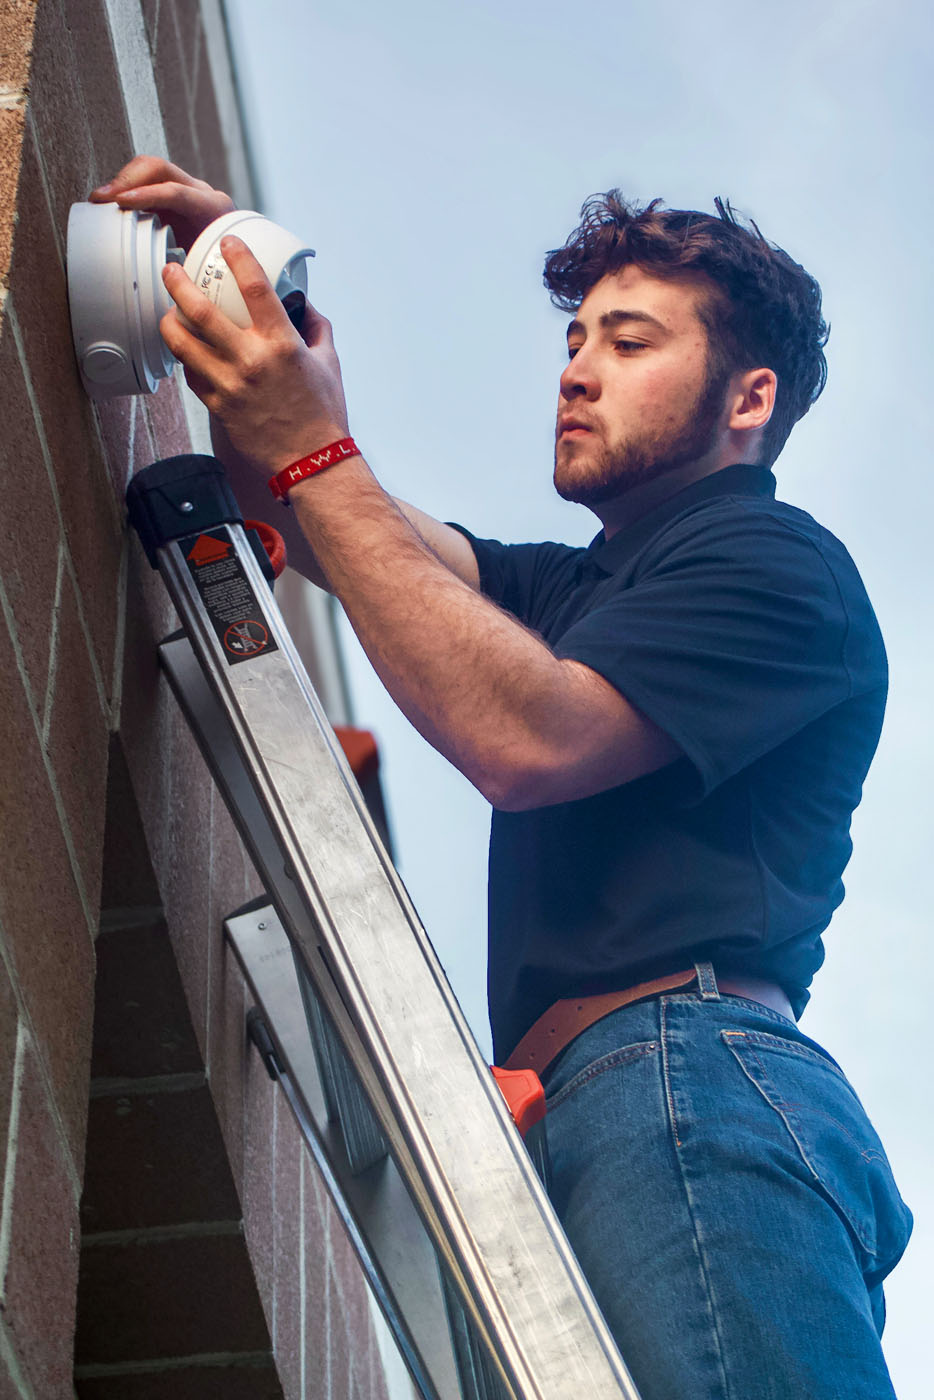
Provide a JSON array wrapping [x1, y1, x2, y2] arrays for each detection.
[[268, 437, 361, 502]]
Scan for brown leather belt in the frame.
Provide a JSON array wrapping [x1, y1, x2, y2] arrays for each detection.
[[502, 969, 794, 1075]]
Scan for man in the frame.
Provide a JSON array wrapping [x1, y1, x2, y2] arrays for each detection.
[[93, 160, 911, 1397]]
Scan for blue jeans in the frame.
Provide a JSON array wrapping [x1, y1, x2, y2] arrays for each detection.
[[541, 973, 912, 1400]]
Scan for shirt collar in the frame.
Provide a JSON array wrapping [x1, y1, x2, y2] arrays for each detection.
[[585, 463, 777, 575]]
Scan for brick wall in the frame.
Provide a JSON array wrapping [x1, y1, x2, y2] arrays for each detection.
[[0, 2, 399, 1396]]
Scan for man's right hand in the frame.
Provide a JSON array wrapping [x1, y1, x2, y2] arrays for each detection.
[[89, 156, 234, 251]]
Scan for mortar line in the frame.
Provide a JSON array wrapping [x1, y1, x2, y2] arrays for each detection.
[[0, 1313, 34, 1398], [0, 1022, 29, 1296], [6, 300, 111, 719], [0, 918, 84, 1204], [40, 544, 67, 745], [299, 1147, 307, 1399], [109, 532, 129, 733], [24, 110, 64, 266]]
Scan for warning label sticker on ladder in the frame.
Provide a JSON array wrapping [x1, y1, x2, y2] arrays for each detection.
[[182, 529, 279, 666]]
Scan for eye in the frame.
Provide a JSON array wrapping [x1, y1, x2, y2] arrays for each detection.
[[566, 343, 582, 360], [615, 339, 647, 353]]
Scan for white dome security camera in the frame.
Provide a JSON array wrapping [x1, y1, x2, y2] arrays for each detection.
[[66, 203, 315, 400]]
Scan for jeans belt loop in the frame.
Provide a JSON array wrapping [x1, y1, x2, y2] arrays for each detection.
[[694, 960, 720, 1000]]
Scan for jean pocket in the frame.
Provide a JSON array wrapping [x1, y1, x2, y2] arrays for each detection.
[[545, 1040, 659, 1110], [722, 1029, 913, 1279]]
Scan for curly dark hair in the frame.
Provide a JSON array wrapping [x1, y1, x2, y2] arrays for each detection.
[[544, 193, 829, 467]]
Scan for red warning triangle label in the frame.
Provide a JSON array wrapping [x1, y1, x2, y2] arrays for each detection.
[[187, 533, 231, 565]]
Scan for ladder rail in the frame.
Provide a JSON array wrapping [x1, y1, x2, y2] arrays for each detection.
[[152, 518, 641, 1400]]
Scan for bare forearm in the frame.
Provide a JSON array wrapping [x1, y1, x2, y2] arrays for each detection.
[[287, 456, 665, 808], [210, 417, 479, 592]]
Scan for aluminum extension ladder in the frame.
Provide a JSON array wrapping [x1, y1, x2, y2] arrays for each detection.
[[126, 454, 642, 1400]]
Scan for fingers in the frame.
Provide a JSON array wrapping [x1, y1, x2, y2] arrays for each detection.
[[161, 263, 242, 356], [297, 297, 336, 350], [219, 236, 291, 335], [91, 155, 202, 199]]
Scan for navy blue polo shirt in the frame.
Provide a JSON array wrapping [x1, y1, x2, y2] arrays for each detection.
[[453, 464, 887, 1061]]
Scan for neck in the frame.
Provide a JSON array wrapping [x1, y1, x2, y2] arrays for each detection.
[[598, 458, 740, 539]]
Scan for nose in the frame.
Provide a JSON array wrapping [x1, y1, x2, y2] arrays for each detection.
[[559, 345, 599, 402]]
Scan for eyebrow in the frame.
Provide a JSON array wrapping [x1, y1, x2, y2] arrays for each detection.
[[566, 309, 670, 341]]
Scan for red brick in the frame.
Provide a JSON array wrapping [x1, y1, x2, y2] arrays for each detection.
[[206, 934, 247, 1192], [139, 0, 158, 50], [81, 1081, 241, 1233], [303, 1154, 331, 1399], [75, 1358, 284, 1400], [160, 697, 214, 1049], [0, 0, 38, 90], [9, 126, 122, 696], [191, 28, 229, 193], [118, 538, 177, 888], [272, 1102, 302, 1398], [164, 0, 200, 96], [0, 614, 94, 1170], [61, 0, 133, 187], [144, 372, 194, 462], [45, 568, 109, 914], [75, 1230, 271, 1365], [25, 0, 94, 240], [241, 1040, 277, 1321], [151, 0, 199, 177], [1, 1042, 81, 1400], [206, 792, 263, 1174], [0, 103, 25, 294], [330, 1201, 371, 1351], [0, 325, 63, 706]]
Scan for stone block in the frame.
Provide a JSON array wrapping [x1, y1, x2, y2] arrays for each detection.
[[0, 0, 38, 90], [45, 568, 109, 916], [0, 325, 63, 706], [9, 126, 122, 698], [75, 1230, 271, 1365], [61, 0, 133, 187], [1, 1042, 81, 1400], [81, 1080, 241, 1234], [0, 621, 94, 1171]]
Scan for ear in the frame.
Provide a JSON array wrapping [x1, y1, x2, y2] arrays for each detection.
[[727, 367, 776, 435]]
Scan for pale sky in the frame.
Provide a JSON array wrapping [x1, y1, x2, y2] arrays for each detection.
[[223, 1, 931, 1391]]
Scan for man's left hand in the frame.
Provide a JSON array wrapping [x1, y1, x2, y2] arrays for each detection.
[[160, 235, 349, 475]]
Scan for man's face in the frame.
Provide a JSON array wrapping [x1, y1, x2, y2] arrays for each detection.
[[554, 264, 731, 510]]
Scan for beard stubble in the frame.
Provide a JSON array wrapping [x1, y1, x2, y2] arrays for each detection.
[[554, 363, 730, 508]]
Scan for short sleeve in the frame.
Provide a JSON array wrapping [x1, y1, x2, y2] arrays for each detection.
[[447, 525, 584, 631], [552, 501, 887, 797]]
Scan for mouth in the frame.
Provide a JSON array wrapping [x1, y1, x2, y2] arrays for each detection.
[[558, 418, 594, 438]]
